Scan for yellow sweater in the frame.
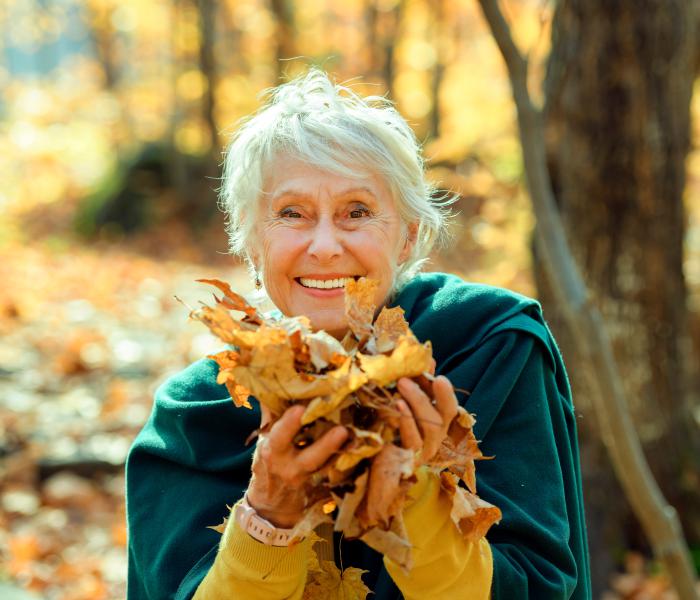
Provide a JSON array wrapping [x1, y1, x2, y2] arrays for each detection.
[[193, 469, 492, 599]]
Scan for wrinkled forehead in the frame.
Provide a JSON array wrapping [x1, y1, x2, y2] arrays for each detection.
[[259, 150, 394, 206]]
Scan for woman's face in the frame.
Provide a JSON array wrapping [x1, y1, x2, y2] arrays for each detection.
[[253, 155, 415, 338]]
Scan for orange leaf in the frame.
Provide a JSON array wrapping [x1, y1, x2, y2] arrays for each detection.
[[345, 278, 378, 341]]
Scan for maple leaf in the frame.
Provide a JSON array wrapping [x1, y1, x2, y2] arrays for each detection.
[[369, 306, 409, 353], [440, 471, 502, 543], [360, 515, 413, 572], [428, 406, 483, 493], [334, 429, 384, 471], [190, 303, 244, 345], [304, 536, 371, 600], [208, 350, 252, 408], [303, 558, 371, 600], [357, 336, 433, 387], [334, 470, 369, 534], [362, 443, 416, 529], [299, 359, 368, 425], [192, 276, 501, 584], [306, 330, 348, 370], [345, 278, 378, 341], [290, 498, 334, 542], [196, 278, 263, 323]]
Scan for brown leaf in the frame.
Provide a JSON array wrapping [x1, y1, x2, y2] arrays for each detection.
[[190, 304, 243, 345], [208, 350, 252, 408], [290, 499, 333, 542], [360, 516, 413, 572], [428, 406, 483, 492], [334, 429, 384, 471], [371, 306, 409, 353], [307, 330, 348, 370], [299, 359, 368, 424], [345, 278, 379, 341], [358, 336, 433, 387], [440, 471, 501, 543], [362, 443, 416, 529], [197, 278, 263, 323], [334, 470, 369, 534], [303, 554, 371, 600]]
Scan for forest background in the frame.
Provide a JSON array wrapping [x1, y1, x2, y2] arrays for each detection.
[[0, 0, 699, 598]]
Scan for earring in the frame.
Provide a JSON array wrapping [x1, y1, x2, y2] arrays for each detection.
[[254, 273, 262, 290]]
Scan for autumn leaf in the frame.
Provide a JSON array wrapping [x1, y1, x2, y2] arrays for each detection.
[[345, 278, 378, 341], [303, 556, 371, 600], [428, 406, 483, 493], [306, 330, 348, 370], [360, 515, 413, 572], [357, 336, 433, 387], [370, 305, 409, 353], [193, 277, 501, 582], [334, 429, 384, 471], [361, 443, 416, 529], [290, 499, 334, 542], [440, 471, 502, 543], [208, 350, 252, 408], [334, 470, 369, 534], [196, 278, 263, 323]]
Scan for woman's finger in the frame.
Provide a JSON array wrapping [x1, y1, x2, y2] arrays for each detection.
[[296, 425, 348, 472], [397, 377, 442, 435], [432, 376, 459, 425], [266, 404, 306, 451], [397, 399, 422, 451]]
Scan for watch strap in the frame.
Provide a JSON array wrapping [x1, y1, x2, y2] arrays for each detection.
[[234, 496, 296, 546]]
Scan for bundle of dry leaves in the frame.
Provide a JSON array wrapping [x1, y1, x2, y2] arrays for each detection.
[[190, 277, 501, 596]]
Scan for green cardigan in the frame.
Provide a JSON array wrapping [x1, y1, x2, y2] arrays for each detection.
[[126, 272, 591, 599]]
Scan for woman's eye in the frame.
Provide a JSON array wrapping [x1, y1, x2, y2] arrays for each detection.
[[349, 207, 370, 219], [279, 208, 302, 219]]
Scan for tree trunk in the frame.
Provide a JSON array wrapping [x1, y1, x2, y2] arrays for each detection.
[[427, 0, 446, 141], [364, 0, 404, 98], [269, 0, 296, 81], [197, 0, 219, 155], [540, 0, 700, 592]]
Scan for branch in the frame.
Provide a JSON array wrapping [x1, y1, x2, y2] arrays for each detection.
[[476, 1, 699, 598]]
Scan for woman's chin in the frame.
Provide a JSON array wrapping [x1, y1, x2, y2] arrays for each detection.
[[308, 314, 349, 339]]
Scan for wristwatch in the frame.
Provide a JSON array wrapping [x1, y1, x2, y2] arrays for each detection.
[[234, 496, 296, 546]]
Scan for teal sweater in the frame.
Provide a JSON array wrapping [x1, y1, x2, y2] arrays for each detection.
[[126, 272, 591, 599]]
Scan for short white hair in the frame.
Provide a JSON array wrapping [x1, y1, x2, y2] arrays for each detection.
[[218, 68, 453, 292]]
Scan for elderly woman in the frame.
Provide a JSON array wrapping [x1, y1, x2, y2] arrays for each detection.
[[126, 69, 591, 599]]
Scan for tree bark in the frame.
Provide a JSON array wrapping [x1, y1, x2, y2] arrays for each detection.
[[197, 0, 219, 154], [541, 1, 700, 589], [269, 0, 296, 81], [476, 0, 699, 598], [364, 0, 404, 98]]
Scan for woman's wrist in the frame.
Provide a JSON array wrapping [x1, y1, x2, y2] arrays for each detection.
[[245, 488, 304, 528]]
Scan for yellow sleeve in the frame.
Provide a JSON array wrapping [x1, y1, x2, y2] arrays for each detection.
[[384, 468, 493, 600], [193, 503, 311, 600]]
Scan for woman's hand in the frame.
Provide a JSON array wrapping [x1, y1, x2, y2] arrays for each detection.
[[246, 404, 348, 528], [396, 373, 459, 464]]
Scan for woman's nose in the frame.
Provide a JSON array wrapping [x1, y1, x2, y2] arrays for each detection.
[[307, 217, 343, 262]]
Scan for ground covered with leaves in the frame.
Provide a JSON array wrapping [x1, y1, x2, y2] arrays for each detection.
[[0, 236, 247, 599]]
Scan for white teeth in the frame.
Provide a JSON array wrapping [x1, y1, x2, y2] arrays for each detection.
[[299, 277, 354, 289]]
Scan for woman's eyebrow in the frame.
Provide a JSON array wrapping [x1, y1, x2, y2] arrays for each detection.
[[335, 187, 378, 200], [269, 189, 310, 205]]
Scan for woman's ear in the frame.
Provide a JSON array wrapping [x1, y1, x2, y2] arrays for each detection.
[[399, 222, 418, 263]]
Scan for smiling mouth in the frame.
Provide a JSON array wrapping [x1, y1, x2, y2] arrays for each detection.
[[296, 276, 361, 290]]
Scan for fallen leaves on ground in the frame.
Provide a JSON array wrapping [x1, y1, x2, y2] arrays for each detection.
[[192, 276, 502, 596]]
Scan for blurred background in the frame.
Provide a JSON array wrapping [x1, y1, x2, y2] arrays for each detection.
[[0, 0, 698, 598]]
